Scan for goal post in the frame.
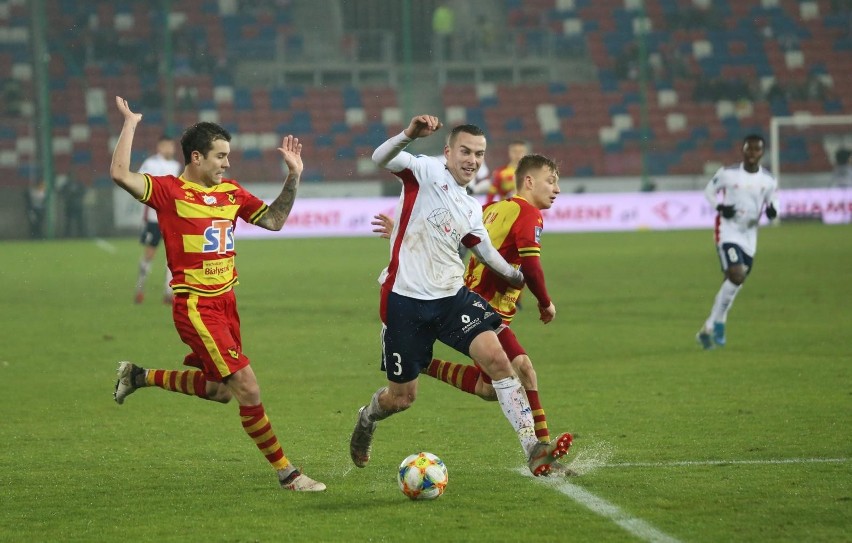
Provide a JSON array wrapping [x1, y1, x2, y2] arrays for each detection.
[[770, 114, 852, 187]]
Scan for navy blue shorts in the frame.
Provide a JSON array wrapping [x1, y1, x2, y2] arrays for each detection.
[[380, 288, 502, 383], [717, 242, 754, 274], [140, 222, 162, 248]]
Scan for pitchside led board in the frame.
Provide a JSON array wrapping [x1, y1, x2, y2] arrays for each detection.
[[232, 187, 852, 239]]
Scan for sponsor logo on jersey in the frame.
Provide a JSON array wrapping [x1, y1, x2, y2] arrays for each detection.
[[534, 226, 542, 243], [203, 195, 217, 205], [202, 257, 234, 277], [202, 219, 234, 254], [427, 208, 462, 244], [472, 300, 486, 310]]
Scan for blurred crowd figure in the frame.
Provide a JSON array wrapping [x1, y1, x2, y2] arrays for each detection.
[[431, 3, 455, 62], [833, 148, 852, 187], [59, 175, 88, 238], [25, 181, 46, 239]]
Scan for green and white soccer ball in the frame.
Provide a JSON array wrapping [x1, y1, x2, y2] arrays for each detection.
[[397, 451, 448, 500]]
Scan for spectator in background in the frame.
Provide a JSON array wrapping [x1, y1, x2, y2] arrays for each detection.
[[432, 3, 455, 62], [3, 79, 23, 117], [59, 175, 87, 238], [832, 148, 852, 188], [177, 85, 199, 111], [765, 81, 787, 103], [141, 86, 163, 109], [25, 181, 47, 239]]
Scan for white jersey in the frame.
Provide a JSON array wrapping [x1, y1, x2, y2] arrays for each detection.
[[379, 152, 490, 299], [138, 153, 181, 223], [704, 163, 778, 256]]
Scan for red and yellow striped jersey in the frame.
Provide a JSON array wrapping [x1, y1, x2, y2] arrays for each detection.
[[486, 164, 517, 204], [464, 195, 543, 322], [139, 174, 269, 296]]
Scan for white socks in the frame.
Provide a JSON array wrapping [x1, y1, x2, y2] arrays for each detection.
[[136, 259, 152, 291], [705, 279, 741, 330], [492, 376, 538, 457]]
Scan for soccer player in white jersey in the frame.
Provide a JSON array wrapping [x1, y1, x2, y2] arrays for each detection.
[[134, 135, 181, 304], [697, 134, 779, 349], [349, 115, 573, 477]]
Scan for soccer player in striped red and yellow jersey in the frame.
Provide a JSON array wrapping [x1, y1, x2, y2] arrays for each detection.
[[109, 96, 325, 491], [373, 153, 573, 474], [485, 140, 530, 205]]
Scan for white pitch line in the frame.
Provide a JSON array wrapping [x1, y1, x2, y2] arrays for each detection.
[[604, 457, 850, 468], [518, 468, 682, 543], [518, 457, 848, 542], [94, 238, 117, 254]]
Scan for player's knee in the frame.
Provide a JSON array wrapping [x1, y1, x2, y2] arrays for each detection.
[[482, 346, 512, 373], [727, 269, 746, 285], [512, 356, 537, 389], [387, 389, 416, 411]]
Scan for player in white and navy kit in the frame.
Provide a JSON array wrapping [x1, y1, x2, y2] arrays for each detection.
[[350, 115, 573, 477], [697, 134, 779, 349], [134, 135, 181, 304]]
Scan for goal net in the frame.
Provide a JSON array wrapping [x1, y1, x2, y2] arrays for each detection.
[[770, 114, 852, 188]]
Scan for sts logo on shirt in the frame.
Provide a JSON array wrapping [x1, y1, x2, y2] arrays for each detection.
[[203, 219, 234, 254]]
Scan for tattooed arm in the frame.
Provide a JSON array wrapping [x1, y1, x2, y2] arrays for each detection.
[[255, 135, 302, 231]]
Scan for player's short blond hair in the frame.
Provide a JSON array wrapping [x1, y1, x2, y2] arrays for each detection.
[[515, 154, 559, 189]]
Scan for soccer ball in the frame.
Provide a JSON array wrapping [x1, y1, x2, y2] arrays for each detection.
[[397, 452, 448, 500]]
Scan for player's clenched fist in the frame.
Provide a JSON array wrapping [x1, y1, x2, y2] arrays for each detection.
[[405, 115, 443, 139]]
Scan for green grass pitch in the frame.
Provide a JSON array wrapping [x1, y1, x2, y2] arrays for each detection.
[[1, 223, 850, 542]]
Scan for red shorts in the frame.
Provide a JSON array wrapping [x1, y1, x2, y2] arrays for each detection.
[[172, 289, 250, 382], [478, 324, 526, 385]]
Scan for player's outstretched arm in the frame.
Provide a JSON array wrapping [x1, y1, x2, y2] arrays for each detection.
[[109, 96, 147, 199], [256, 135, 302, 231], [372, 115, 444, 172], [469, 241, 524, 289]]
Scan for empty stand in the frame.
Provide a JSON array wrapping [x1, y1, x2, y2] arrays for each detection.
[[0, 0, 849, 187]]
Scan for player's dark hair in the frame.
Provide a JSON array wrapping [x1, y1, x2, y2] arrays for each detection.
[[448, 124, 486, 147], [743, 133, 765, 147], [180, 122, 232, 164], [515, 154, 559, 189]]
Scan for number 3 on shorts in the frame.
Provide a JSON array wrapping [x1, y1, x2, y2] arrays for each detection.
[[391, 353, 403, 376], [727, 247, 739, 263]]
